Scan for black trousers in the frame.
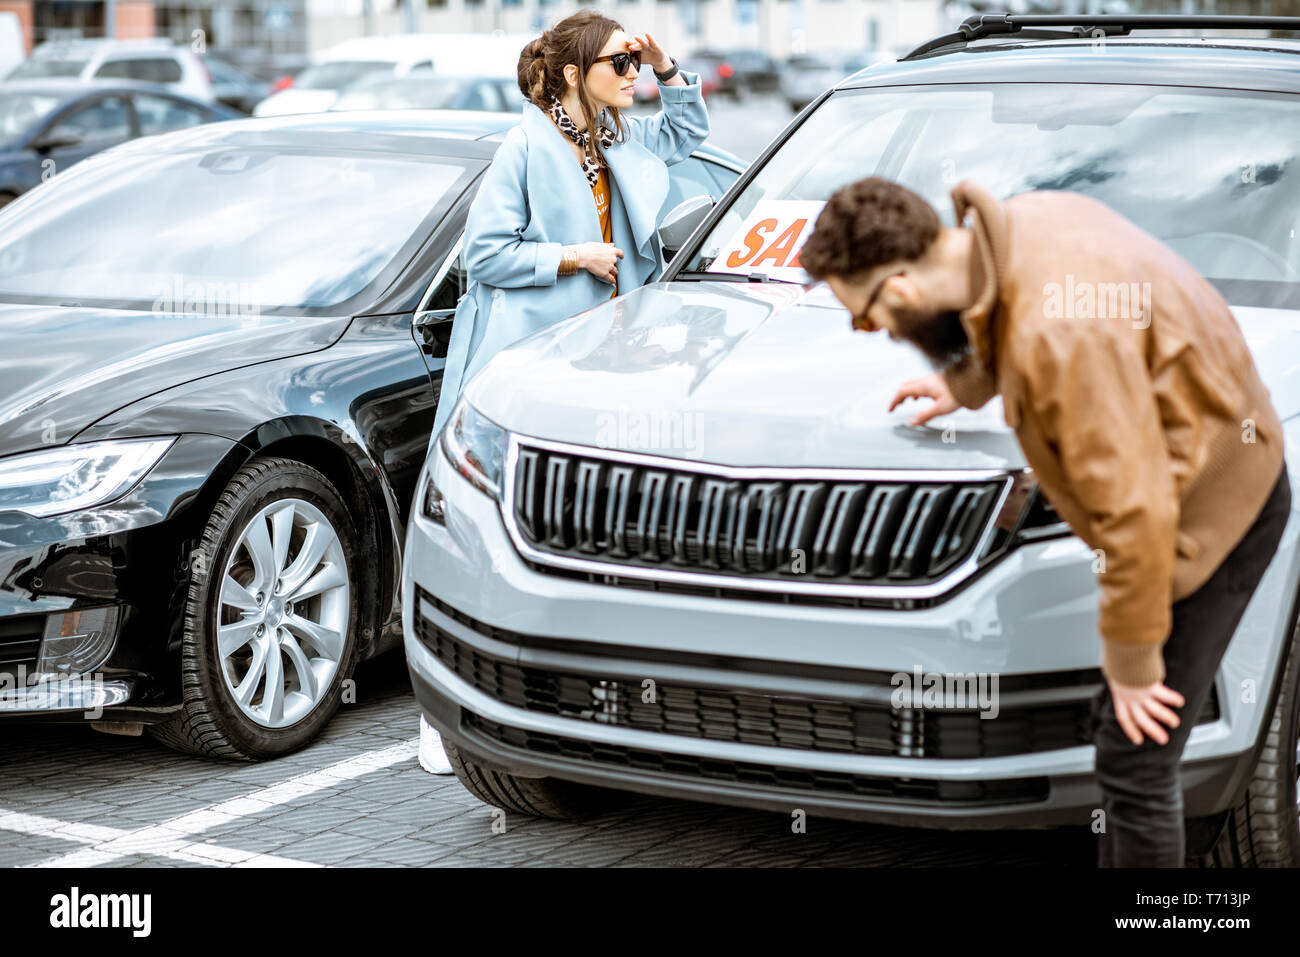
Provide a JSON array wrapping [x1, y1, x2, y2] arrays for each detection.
[[1088, 462, 1291, 867]]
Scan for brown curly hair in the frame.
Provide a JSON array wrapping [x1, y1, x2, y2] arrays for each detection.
[[800, 177, 941, 280], [517, 10, 628, 159]]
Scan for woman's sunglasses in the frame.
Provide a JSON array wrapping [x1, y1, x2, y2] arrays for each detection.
[[592, 51, 641, 77]]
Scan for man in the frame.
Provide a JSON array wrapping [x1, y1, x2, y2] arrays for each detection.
[[799, 176, 1291, 867]]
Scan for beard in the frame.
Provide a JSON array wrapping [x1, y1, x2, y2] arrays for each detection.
[[892, 305, 972, 369]]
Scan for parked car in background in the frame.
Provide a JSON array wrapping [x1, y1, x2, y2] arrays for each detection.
[[724, 48, 783, 95], [253, 33, 531, 117], [634, 56, 721, 102], [205, 56, 271, 114], [402, 16, 1300, 867], [684, 52, 734, 100], [0, 79, 237, 207], [780, 51, 892, 112], [7, 38, 216, 103], [331, 73, 522, 114], [214, 49, 310, 101], [691, 48, 780, 99], [0, 108, 743, 759]]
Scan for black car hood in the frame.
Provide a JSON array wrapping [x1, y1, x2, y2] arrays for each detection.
[[0, 304, 352, 455]]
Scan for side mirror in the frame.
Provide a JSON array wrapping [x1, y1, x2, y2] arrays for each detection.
[[32, 127, 83, 151], [657, 195, 714, 261]]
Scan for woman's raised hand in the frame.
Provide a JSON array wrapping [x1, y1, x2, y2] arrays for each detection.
[[577, 242, 623, 284], [628, 32, 671, 73]]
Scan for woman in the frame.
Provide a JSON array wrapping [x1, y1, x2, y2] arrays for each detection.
[[420, 10, 710, 774]]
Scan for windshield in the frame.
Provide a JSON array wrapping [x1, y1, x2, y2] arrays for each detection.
[[0, 92, 62, 142], [681, 84, 1300, 307], [0, 147, 471, 314], [295, 60, 393, 91], [335, 77, 473, 111], [8, 57, 89, 79]]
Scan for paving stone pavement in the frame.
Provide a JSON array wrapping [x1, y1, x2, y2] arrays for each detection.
[[0, 653, 1096, 867]]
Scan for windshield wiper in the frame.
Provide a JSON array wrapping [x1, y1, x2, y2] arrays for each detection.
[[672, 271, 799, 284]]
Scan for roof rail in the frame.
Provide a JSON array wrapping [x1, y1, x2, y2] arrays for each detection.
[[902, 13, 1300, 60]]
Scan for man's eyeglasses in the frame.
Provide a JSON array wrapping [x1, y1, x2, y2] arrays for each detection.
[[593, 51, 641, 77], [853, 269, 905, 331]]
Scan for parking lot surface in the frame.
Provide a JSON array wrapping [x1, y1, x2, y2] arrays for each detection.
[[1, 654, 1096, 868]]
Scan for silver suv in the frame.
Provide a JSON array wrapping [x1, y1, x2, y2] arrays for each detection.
[[403, 15, 1300, 865]]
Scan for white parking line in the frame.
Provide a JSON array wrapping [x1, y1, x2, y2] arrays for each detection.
[[0, 810, 317, 868], [4, 738, 420, 868]]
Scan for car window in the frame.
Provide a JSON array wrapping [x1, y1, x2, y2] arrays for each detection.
[[0, 92, 63, 143], [460, 82, 499, 112], [8, 57, 89, 79], [206, 59, 250, 85], [50, 96, 132, 147], [295, 60, 393, 91], [683, 84, 1300, 307], [0, 148, 475, 314], [134, 93, 207, 135], [497, 81, 523, 111], [423, 236, 468, 312], [662, 156, 724, 219], [96, 56, 183, 84], [704, 159, 742, 197]]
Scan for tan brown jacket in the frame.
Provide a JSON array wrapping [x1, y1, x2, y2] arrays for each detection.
[[943, 181, 1284, 687]]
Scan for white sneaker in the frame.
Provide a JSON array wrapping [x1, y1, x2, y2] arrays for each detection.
[[418, 715, 454, 774]]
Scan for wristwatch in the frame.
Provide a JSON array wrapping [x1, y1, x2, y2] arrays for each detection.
[[654, 57, 679, 83]]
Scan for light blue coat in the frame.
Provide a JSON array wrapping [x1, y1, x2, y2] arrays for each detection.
[[431, 72, 710, 435]]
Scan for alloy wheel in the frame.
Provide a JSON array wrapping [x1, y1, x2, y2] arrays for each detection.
[[216, 498, 351, 728]]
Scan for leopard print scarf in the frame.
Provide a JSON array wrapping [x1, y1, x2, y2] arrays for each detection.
[[549, 96, 615, 187]]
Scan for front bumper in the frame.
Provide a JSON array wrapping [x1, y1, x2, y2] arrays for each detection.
[[0, 433, 241, 722], [403, 446, 1297, 827]]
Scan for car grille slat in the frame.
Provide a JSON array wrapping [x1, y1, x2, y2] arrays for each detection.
[[604, 465, 635, 558], [511, 445, 1006, 587], [542, 453, 572, 549]]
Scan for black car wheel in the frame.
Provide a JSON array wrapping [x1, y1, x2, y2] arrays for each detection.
[[149, 457, 361, 760], [1197, 610, 1300, 866]]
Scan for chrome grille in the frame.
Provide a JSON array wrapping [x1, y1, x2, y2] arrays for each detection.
[[507, 441, 1011, 589]]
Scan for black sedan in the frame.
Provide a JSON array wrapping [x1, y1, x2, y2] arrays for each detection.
[[0, 109, 744, 759], [0, 78, 239, 207]]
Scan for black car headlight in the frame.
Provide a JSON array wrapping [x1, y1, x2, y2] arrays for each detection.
[[0, 438, 176, 517], [439, 397, 507, 499]]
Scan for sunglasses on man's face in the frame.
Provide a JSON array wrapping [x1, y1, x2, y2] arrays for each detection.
[[852, 270, 905, 331], [592, 50, 641, 77]]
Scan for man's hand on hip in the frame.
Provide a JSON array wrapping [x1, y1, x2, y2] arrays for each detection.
[[1105, 676, 1186, 745]]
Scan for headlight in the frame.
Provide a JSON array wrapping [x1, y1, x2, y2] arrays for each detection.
[[440, 397, 507, 498], [0, 438, 176, 518]]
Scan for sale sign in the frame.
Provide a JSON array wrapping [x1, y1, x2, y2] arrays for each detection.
[[707, 200, 826, 282]]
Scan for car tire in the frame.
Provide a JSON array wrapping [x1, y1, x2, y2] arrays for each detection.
[[445, 739, 628, 820], [0, 192, 15, 210], [149, 457, 361, 760], [1197, 612, 1300, 866]]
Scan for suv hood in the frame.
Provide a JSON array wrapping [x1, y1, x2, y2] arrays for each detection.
[[467, 282, 1300, 470], [0, 304, 350, 455]]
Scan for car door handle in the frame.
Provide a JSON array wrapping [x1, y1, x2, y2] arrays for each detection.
[[414, 309, 455, 359]]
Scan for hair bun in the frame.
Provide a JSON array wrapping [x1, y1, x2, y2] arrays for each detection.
[[517, 36, 549, 104]]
